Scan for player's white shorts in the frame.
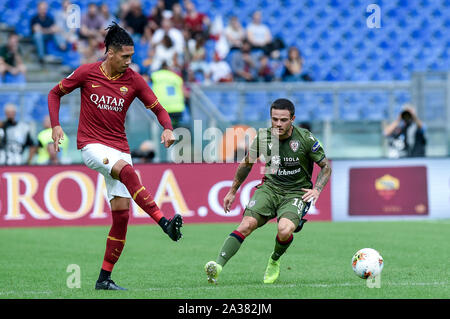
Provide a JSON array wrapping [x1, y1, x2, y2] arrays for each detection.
[[81, 143, 132, 201]]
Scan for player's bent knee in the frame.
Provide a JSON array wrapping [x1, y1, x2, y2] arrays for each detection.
[[110, 196, 131, 211], [277, 218, 296, 240], [237, 217, 258, 237], [111, 159, 131, 180], [277, 227, 293, 241]]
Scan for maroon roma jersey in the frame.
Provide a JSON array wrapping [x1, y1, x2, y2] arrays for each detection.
[[48, 61, 173, 153]]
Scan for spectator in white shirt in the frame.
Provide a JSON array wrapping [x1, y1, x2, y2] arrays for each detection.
[[246, 11, 272, 51], [225, 16, 245, 51], [208, 53, 233, 83], [187, 33, 208, 81], [152, 18, 185, 56], [150, 34, 178, 72]]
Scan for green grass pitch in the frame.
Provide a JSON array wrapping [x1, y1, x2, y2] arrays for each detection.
[[0, 220, 449, 299]]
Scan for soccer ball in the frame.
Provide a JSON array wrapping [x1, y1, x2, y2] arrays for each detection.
[[351, 248, 384, 279]]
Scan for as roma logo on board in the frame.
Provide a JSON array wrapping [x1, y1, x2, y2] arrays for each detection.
[[375, 174, 399, 200]]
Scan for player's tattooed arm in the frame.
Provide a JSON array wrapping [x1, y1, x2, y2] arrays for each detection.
[[301, 157, 332, 204], [224, 160, 253, 213], [224, 154, 256, 213], [314, 157, 332, 193], [230, 159, 254, 194]]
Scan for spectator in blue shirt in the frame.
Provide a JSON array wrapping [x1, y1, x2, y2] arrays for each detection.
[[30, 1, 67, 63]]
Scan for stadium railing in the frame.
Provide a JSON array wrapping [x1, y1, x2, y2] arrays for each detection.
[[0, 72, 448, 163], [190, 72, 450, 159]]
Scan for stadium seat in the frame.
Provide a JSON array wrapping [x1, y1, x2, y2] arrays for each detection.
[[204, 91, 222, 106], [29, 94, 49, 122], [214, 91, 239, 122], [3, 73, 26, 84], [339, 104, 361, 121], [240, 91, 269, 122], [217, 104, 239, 122], [63, 50, 81, 70], [0, 92, 20, 116], [363, 105, 388, 121], [222, 92, 239, 109], [423, 90, 446, 121], [338, 92, 367, 121]]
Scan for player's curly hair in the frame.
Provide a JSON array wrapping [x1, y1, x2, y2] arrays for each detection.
[[270, 98, 295, 118], [104, 22, 134, 53]]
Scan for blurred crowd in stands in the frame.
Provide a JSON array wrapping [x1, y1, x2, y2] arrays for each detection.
[[0, 0, 314, 85], [1, 1, 428, 165]]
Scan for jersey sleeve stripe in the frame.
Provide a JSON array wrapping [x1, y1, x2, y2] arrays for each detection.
[[316, 155, 326, 163], [147, 100, 159, 109]]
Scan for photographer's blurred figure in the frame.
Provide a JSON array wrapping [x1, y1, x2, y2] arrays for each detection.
[[0, 103, 37, 165], [384, 104, 426, 158], [131, 140, 156, 163]]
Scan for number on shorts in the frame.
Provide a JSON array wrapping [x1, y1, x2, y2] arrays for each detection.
[[292, 198, 304, 215]]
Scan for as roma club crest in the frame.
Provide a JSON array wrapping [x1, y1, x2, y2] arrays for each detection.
[[120, 86, 128, 96], [290, 140, 299, 152], [375, 174, 399, 200]]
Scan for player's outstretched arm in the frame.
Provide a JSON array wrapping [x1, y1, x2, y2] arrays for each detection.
[[224, 155, 255, 213], [301, 157, 332, 205]]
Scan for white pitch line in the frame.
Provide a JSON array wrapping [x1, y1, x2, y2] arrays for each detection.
[[131, 281, 448, 292], [0, 281, 446, 296]]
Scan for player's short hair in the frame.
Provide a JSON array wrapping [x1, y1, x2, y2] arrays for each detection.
[[270, 98, 295, 118], [104, 22, 134, 53]]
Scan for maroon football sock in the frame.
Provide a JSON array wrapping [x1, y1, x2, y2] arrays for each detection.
[[102, 209, 129, 272], [118, 164, 163, 223]]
